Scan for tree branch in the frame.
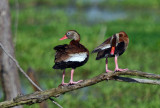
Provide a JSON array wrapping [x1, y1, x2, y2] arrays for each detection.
[[115, 70, 160, 79], [0, 43, 42, 91], [113, 76, 160, 85], [0, 42, 63, 108], [0, 70, 160, 108]]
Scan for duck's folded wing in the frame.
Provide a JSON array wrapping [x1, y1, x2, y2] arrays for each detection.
[[54, 44, 69, 62], [92, 37, 111, 53], [54, 44, 88, 63], [64, 52, 88, 62]]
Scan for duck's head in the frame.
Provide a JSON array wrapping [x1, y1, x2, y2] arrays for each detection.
[[118, 31, 128, 38], [60, 30, 80, 41]]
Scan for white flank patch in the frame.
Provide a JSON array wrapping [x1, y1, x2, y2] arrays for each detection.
[[101, 44, 111, 50], [65, 52, 87, 62]]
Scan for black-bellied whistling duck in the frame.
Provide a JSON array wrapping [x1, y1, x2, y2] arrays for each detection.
[[92, 31, 129, 72], [53, 30, 89, 85]]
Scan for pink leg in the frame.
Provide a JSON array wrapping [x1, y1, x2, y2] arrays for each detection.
[[69, 69, 83, 84], [114, 55, 128, 72], [61, 70, 68, 85], [106, 58, 112, 72]]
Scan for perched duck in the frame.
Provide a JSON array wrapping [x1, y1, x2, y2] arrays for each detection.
[[92, 31, 129, 72], [53, 30, 89, 85]]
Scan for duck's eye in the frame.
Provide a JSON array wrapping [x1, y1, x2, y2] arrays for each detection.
[[67, 32, 70, 35]]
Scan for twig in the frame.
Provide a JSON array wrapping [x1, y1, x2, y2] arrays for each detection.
[[0, 43, 42, 90], [0, 42, 63, 108], [0, 70, 160, 108]]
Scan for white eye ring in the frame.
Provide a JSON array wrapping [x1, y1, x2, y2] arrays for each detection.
[[67, 32, 70, 35]]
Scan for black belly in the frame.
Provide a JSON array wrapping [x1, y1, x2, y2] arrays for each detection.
[[108, 43, 125, 58], [53, 56, 89, 70]]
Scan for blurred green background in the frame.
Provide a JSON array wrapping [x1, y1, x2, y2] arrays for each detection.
[[1, 0, 160, 108]]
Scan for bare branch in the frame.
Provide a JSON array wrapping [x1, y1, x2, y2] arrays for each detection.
[[113, 76, 160, 85], [0, 42, 63, 108], [115, 70, 160, 79], [0, 43, 42, 91], [0, 70, 160, 108]]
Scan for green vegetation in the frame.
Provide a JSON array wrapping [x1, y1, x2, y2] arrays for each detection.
[[4, 0, 160, 108]]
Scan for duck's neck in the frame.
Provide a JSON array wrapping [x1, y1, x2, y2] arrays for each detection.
[[73, 36, 80, 42], [70, 39, 80, 45]]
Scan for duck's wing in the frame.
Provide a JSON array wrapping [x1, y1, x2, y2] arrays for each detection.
[[92, 37, 112, 53]]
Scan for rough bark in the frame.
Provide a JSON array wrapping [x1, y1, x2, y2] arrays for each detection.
[[0, 70, 160, 108], [0, 0, 22, 108]]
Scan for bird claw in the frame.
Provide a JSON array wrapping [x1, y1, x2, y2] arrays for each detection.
[[69, 80, 83, 85], [115, 68, 128, 72]]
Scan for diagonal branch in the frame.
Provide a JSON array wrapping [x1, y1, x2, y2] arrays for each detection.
[[0, 43, 42, 91], [0, 70, 160, 108], [0, 42, 63, 108]]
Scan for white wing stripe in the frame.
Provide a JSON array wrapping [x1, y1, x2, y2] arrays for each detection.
[[101, 44, 111, 50], [65, 52, 87, 62]]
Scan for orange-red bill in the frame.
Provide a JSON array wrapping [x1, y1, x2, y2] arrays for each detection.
[[60, 35, 68, 40], [110, 47, 115, 55]]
